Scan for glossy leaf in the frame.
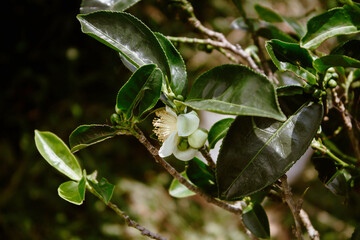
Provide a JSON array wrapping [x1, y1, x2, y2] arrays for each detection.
[[257, 26, 297, 43], [242, 203, 270, 239], [88, 177, 115, 204], [254, 4, 283, 22], [116, 64, 162, 120], [301, 5, 360, 50], [169, 172, 195, 198], [313, 55, 360, 73], [276, 85, 304, 97], [326, 169, 349, 196], [185, 65, 286, 121], [58, 177, 86, 205], [208, 118, 234, 149], [69, 124, 118, 153], [186, 158, 217, 196], [80, 0, 141, 14], [154, 33, 187, 97], [266, 40, 317, 85], [34, 130, 82, 181], [217, 102, 323, 200], [77, 11, 170, 77]]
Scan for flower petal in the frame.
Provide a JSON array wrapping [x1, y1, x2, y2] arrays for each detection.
[[159, 132, 177, 158], [173, 146, 197, 161], [165, 106, 177, 118], [177, 111, 200, 137]]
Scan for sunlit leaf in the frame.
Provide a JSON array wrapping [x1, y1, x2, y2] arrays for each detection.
[[58, 177, 86, 205], [88, 177, 115, 204], [208, 118, 234, 149], [35, 130, 82, 181], [169, 172, 195, 198], [80, 0, 141, 14], [313, 55, 360, 73]]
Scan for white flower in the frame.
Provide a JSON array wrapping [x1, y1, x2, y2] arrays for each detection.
[[153, 106, 200, 161]]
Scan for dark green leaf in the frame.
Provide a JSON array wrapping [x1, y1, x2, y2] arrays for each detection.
[[331, 40, 360, 61], [208, 118, 234, 149], [312, 157, 337, 184], [169, 172, 195, 198], [58, 177, 86, 205], [277, 85, 304, 97], [217, 102, 323, 200], [88, 177, 115, 204], [34, 130, 82, 181], [242, 203, 270, 239], [184, 65, 286, 121], [257, 26, 297, 43], [326, 169, 349, 196], [301, 5, 360, 50], [313, 55, 360, 73], [266, 40, 317, 85], [80, 0, 141, 14], [254, 4, 283, 22], [116, 64, 162, 121], [186, 158, 217, 196], [154, 33, 187, 97], [77, 11, 170, 77], [69, 124, 118, 153]]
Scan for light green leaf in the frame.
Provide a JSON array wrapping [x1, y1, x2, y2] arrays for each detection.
[[266, 40, 317, 85], [254, 4, 283, 23], [58, 177, 86, 205], [242, 203, 270, 239], [88, 177, 115, 204], [217, 102, 323, 200], [116, 64, 162, 121], [169, 172, 196, 198], [80, 0, 141, 14], [34, 130, 82, 181], [301, 5, 360, 50], [184, 65, 286, 121], [313, 55, 360, 73], [208, 118, 234, 149], [154, 33, 188, 97], [69, 124, 118, 153], [77, 11, 170, 77]]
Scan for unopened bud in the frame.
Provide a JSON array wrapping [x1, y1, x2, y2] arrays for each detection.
[[188, 128, 208, 149]]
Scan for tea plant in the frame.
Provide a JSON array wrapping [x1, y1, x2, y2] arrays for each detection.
[[35, 0, 360, 239]]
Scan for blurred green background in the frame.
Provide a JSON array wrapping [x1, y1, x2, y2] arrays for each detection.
[[2, 0, 359, 239]]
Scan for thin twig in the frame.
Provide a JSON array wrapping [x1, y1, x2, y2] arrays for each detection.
[[332, 88, 360, 165], [280, 175, 303, 240], [167, 36, 239, 63], [299, 209, 320, 240], [199, 146, 216, 170], [174, 0, 262, 73]]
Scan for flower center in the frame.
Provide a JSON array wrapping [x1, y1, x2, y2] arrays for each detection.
[[152, 109, 177, 142]]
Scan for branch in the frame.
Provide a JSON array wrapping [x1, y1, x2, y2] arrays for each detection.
[[199, 146, 216, 170], [174, 0, 262, 73], [299, 209, 320, 240], [332, 88, 360, 165], [280, 175, 303, 240]]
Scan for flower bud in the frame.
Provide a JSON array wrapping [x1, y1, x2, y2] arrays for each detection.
[[188, 128, 208, 149]]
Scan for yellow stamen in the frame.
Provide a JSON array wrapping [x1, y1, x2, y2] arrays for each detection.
[[152, 109, 177, 142]]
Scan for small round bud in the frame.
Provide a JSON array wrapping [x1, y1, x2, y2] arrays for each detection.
[[331, 73, 339, 79], [327, 79, 337, 88], [188, 128, 208, 149], [110, 113, 121, 125], [312, 89, 322, 99]]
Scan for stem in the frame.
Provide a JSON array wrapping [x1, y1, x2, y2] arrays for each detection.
[[174, 0, 262, 73], [88, 187, 167, 240], [311, 139, 350, 167], [199, 146, 216, 170], [331, 88, 360, 165], [280, 175, 303, 240], [167, 36, 239, 63], [299, 209, 320, 240]]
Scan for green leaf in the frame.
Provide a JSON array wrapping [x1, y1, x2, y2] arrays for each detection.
[[217, 102, 323, 200], [254, 4, 283, 23], [169, 172, 196, 198], [69, 124, 118, 153], [301, 5, 360, 50], [256, 26, 297, 43], [242, 203, 270, 239], [231, 17, 260, 31], [331, 40, 360, 60], [313, 55, 360, 73], [77, 11, 170, 77], [326, 169, 349, 196], [58, 177, 86, 205], [154, 33, 188, 97], [80, 0, 141, 14], [276, 85, 304, 97], [34, 130, 82, 181], [186, 158, 217, 196], [208, 118, 234, 149], [116, 64, 162, 121], [266, 40, 317, 85], [184, 65, 286, 121], [88, 177, 115, 204]]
